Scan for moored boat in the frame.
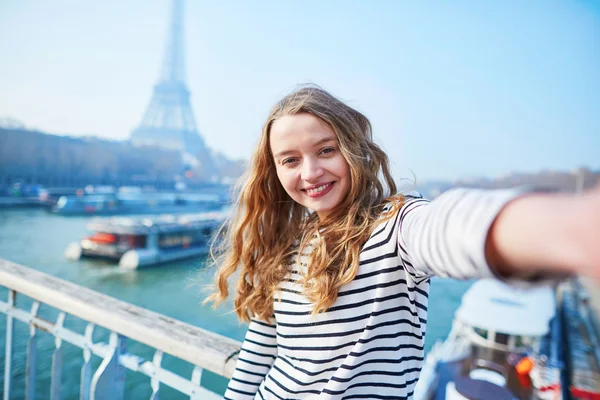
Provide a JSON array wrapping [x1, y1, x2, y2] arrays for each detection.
[[52, 191, 225, 215], [64, 211, 226, 268], [414, 279, 565, 400]]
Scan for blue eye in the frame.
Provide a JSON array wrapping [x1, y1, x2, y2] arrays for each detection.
[[282, 158, 298, 165], [321, 147, 335, 155]]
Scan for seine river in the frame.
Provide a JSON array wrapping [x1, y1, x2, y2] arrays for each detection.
[[0, 208, 472, 399]]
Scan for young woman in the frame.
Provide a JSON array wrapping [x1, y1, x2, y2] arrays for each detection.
[[208, 85, 600, 399]]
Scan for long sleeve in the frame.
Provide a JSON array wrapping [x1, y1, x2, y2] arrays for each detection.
[[397, 188, 529, 280], [223, 318, 278, 400]]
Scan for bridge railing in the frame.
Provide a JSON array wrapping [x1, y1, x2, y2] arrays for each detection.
[[0, 258, 242, 400]]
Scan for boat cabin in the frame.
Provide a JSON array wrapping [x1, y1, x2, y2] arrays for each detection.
[[454, 280, 556, 353]]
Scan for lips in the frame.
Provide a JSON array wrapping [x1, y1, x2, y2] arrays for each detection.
[[302, 182, 334, 198]]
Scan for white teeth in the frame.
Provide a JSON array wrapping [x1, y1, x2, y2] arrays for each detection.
[[306, 183, 330, 195]]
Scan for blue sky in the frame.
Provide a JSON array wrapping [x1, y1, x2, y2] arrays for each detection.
[[1, 1, 599, 181]]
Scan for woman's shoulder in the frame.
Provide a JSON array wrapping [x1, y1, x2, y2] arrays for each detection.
[[370, 192, 428, 237], [360, 194, 425, 261], [369, 192, 422, 234], [380, 191, 426, 214]]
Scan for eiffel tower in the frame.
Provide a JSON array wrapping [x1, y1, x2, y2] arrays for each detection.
[[130, 0, 216, 178]]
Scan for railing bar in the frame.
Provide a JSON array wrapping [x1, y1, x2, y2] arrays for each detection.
[[129, 359, 198, 395], [0, 303, 210, 396], [90, 332, 126, 400], [150, 350, 163, 400], [3, 289, 16, 400], [55, 324, 91, 348], [26, 301, 41, 400], [80, 323, 94, 400], [0, 300, 212, 396], [0, 304, 90, 348], [0, 301, 56, 330], [1, 296, 239, 383], [0, 258, 239, 399], [51, 312, 67, 400], [191, 366, 202, 385], [190, 366, 203, 400], [0, 259, 242, 377], [1, 301, 195, 386]]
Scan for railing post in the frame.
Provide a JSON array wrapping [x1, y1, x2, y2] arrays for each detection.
[[26, 302, 41, 400], [150, 350, 163, 400], [51, 312, 67, 400], [3, 290, 16, 400], [80, 323, 95, 400], [190, 366, 203, 400], [90, 332, 127, 400]]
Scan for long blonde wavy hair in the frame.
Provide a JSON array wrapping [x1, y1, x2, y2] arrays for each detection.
[[206, 85, 405, 323]]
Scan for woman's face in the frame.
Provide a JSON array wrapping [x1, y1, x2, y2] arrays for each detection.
[[270, 113, 351, 219]]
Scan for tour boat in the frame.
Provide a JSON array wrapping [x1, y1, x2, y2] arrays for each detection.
[[414, 279, 565, 400], [64, 211, 226, 268]]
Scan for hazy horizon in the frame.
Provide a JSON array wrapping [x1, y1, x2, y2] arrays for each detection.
[[1, 1, 599, 181]]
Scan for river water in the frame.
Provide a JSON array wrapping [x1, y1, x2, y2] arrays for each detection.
[[0, 208, 473, 399]]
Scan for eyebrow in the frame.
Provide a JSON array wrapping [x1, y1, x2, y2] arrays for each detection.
[[273, 137, 336, 158]]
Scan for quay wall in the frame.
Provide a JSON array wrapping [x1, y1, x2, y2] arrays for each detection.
[[0, 127, 245, 188]]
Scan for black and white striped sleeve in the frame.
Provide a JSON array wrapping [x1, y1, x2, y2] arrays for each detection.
[[397, 187, 529, 280], [223, 318, 278, 400]]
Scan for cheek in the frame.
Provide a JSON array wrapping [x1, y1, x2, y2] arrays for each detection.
[[334, 156, 351, 179], [276, 168, 296, 191], [337, 160, 352, 192]]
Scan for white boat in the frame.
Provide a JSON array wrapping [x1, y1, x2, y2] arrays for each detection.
[[52, 191, 225, 215], [64, 211, 226, 269], [414, 279, 562, 400]]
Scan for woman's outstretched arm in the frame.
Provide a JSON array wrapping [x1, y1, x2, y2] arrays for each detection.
[[486, 184, 600, 280], [398, 185, 599, 282]]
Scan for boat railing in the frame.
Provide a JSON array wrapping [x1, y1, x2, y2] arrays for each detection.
[[0, 258, 242, 399], [456, 320, 526, 353], [574, 279, 600, 365]]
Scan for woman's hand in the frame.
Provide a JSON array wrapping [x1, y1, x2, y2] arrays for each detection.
[[486, 183, 600, 280], [575, 184, 600, 278]]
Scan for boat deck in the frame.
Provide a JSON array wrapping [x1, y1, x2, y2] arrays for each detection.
[[431, 345, 536, 400], [85, 211, 226, 234], [471, 346, 533, 400]]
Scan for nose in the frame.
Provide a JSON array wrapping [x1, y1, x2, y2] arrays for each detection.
[[301, 158, 324, 182]]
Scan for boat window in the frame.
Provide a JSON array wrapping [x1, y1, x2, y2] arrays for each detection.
[[514, 336, 523, 347], [159, 233, 193, 249], [495, 332, 509, 345], [474, 328, 488, 339], [128, 234, 147, 248], [90, 232, 116, 244], [515, 335, 532, 347]]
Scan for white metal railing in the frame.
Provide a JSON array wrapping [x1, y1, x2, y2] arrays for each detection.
[[0, 258, 242, 400]]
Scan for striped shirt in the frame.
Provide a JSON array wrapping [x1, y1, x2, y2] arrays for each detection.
[[224, 188, 526, 399]]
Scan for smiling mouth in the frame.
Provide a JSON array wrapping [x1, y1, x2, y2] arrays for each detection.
[[303, 182, 334, 197]]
